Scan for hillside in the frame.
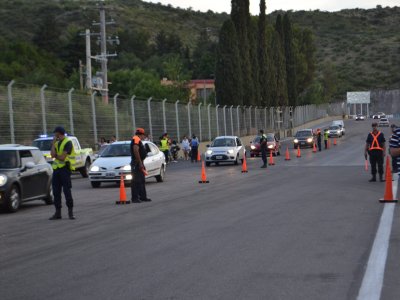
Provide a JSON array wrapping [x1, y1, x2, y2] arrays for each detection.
[[0, 0, 399, 97]]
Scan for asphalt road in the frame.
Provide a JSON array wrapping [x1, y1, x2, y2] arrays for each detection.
[[1, 119, 399, 300]]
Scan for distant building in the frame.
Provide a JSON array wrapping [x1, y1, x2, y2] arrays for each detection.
[[161, 78, 215, 104]]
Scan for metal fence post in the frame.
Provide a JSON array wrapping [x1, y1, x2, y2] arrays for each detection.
[[264, 107, 267, 130], [230, 105, 234, 135], [187, 101, 192, 138], [243, 106, 247, 135], [113, 93, 119, 140], [7, 80, 15, 143], [162, 98, 167, 133], [216, 104, 220, 136], [198, 103, 202, 142], [223, 105, 227, 136], [207, 104, 212, 141], [249, 106, 252, 135], [68, 88, 75, 136], [147, 97, 153, 141], [237, 106, 240, 137], [130, 96, 136, 130], [175, 100, 180, 142], [40, 84, 48, 134], [91, 92, 98, 146]]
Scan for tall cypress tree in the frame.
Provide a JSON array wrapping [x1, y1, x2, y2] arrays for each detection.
[[272, 30, 288, 107], [215, 20, 243, 106], [249, 18, 260, 106], [231, 0, 254, 106], [283, 13, 297, 107], [258, 0, 268, 106]]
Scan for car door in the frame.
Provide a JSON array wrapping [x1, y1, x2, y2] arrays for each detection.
[[31, 149, 50, 196], [71, 138, 83, 168], [148, 143, 163, 176], [18, 150, 41, 199]]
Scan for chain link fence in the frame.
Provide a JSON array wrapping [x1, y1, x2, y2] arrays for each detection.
[[0, 81, 345, 149]]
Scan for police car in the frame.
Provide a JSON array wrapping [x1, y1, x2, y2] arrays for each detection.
[[32, 134, 94, 178]]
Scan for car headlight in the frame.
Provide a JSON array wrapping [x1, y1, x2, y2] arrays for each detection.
[[268, 145, 274, 149], [307, 138, 313, 143], [294, 139, 299, 143], [227, 150, 234, 154], [122, 165, 131, 171], [250, 145, 256, 150], [90, 166, 100, 172], [206, 150, 213, 155], [0, 174, 7, 187]]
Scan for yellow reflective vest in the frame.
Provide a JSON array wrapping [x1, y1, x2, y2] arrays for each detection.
[[160, 138, 169, 151], [52, 138, 76, 171]]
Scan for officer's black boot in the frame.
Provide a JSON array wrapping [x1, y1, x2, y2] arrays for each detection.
[[68, 208, 76, 220], [379, 174, 385, 182], [369, 175, 377, 182], [49, 209, 62, 220]]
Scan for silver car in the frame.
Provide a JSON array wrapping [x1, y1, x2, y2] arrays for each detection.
[[88, 141, 166, 188]]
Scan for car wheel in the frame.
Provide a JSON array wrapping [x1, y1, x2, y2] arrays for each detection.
[[79, 159, 91, 178], [44, 182, 54, 205], [206, 162, 211, 167], [234, 155, 239, 165], [7, 184, 21, 213], [91, 181, 101, 188], [156, 166, 165, 182]]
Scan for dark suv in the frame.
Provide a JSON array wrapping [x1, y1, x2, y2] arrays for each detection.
[[0, 145, 53, 212], [293, 129, 315, 149]]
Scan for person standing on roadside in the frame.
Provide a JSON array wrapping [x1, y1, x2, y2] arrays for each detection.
[[181, 136, 190, 161], [49, 126, 76, 220], [316, 128, 322, 151], [365, 122, 386, 182], [131, 128, 151, 203], [190, 135, 199, 162], [259, 130, 268, 168], [389, 124, 399, 174], [159, 133, 170, 164], [324, 129, 329, 149]]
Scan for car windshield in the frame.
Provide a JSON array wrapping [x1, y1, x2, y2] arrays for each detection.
[[212, 138, 235, 147], [98, 145, 109, 155], [295, 131, 311, 137], [380, 119, 388, 122], [32, 139, 52, 151], [0, 150, 19, 169], [253, 137, 260, 143], [100, 144, 131, 157], [266, 135, 275, 142], [329, 126, 339, 130]]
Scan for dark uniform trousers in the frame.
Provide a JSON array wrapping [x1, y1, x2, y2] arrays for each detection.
[[261, 147, 267, 165], [52, 167, 73, 209], [131, 163, 147, 201], [369, 150, 384, 176]]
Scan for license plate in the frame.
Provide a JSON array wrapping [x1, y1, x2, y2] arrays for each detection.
[[105, 172, 115, 178], [300, 142, 305, 145], [216, 155, 223, 160]]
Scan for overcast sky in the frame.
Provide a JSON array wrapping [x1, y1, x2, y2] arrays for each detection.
[[143, 0, 398, 14]]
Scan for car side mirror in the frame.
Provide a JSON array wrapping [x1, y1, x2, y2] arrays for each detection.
[[24, 162, 35, 170]]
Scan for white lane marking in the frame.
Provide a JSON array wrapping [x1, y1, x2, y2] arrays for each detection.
[[357, 174, 398, 300]]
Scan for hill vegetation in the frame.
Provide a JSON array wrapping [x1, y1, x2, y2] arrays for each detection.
[[0, 0, 399, 104]]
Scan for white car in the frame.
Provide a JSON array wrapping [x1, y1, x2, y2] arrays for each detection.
[[332, 120, 345, 135], [373, 112, 385, 119], [88, 141, 166, 188], [378, 118, 390, 127], [205, 136, 245, 166], [355, 114, 366, 121]]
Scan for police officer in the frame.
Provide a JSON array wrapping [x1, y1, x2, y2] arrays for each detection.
[[324, 129, 329, 149], [160, 133, 170, 164], [131, 128, 151, 203], [365, 122, 386, 182], [49, 126, 76, 220], [316, 128, 322, 151], [259, 130, 268, 168], [390, 124, 398, 173]]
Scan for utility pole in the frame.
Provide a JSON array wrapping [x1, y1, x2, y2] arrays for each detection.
[[85, 29, 92, 91], [99, 1, 108, 103]]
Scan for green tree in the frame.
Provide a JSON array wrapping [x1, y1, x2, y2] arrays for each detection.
[[283, 14, 297, 107], [249, 18, 260, 106], [192, 29, 217, 79], [272, 31, 288, 107], [215, 19, 243, 105], [258, 0, 269, 106]]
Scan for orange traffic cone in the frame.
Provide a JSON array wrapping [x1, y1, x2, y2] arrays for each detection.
[[199, 161, 209, 183], [285, 147, 291, 161], [365, 159, 369, 172], [334, 138, 337, 146], [312, 143, 317, 153], [241, 153, 248, 173], [380, 156, 398, 203], [197, 150, 201, 162], [116, 175, 131, 204], [296, 145, 301, 158], [268, 150, 275, 166]]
